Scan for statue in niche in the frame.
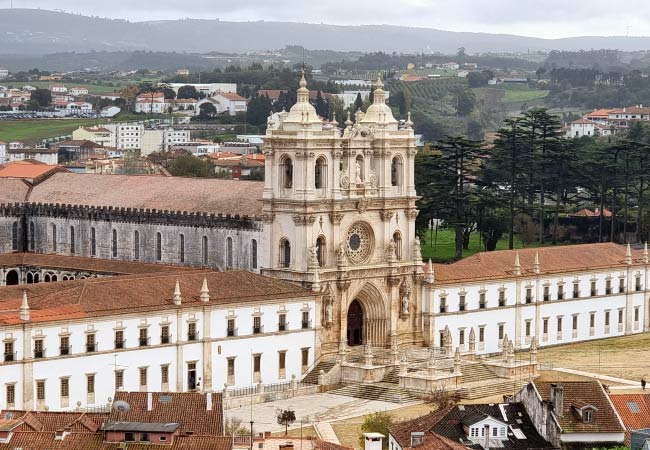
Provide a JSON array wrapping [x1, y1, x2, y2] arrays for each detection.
[[355, 160, 363, 184], [400, 278, 411, 314]]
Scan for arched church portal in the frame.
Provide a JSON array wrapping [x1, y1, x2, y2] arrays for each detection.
[[347, 285, 389, 347], [5, 270, 19, 286]]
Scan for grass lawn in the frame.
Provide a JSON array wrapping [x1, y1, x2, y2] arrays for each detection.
[[0, 119, 112, 144], [420, 228, 545, 262], [503, 89, 549, 103]]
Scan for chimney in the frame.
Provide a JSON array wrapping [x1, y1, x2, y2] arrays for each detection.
[[200, 277, 210, 303], [365, 433, 385, 450], [173, 280, 182, 305], [20, 290, 30, 322], [513, 252, 521, 276], [147, 392, 153, 411], [550, 383, 564, 417], [484, 424, 490, 450], [206, 392, 212, 411], [625, 243, 633, 265]]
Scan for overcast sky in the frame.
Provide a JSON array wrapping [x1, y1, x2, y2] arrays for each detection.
[[7, 0, 650, 39]]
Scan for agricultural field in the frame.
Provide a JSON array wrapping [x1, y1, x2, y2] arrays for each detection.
[[0, 118, 111, 144]]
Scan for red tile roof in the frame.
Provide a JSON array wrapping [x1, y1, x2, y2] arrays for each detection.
[[216, 92, 247, 101], [432, 243, 641, 284], [535, 381, 624, 434], [109, 392, 223, 436], [609, 393, 650, 444], [0, 161, 65, 182], [389, 408, 464, 450], [0, 270, 315, 324], [0, 178, 30, 203], [27, 172, 264, 217]]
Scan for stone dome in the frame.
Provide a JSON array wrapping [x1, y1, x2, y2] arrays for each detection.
[[361, 75, 398, 127]]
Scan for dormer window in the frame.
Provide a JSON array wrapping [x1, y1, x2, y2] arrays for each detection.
[[583, 409, 593, 423], [410, 432, 424, 447]]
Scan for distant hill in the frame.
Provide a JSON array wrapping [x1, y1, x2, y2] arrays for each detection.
[[2, 9, 650, 55]]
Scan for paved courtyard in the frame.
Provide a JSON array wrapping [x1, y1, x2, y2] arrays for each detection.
[[225, 392, 420, 433]]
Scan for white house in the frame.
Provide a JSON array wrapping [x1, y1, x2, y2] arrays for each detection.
[[100, 106, 121, 118], [7, 147, 59, 165], [212, 92, 248, 116], [135, 92, 170, 114], [0, 268, 318, 411], [0, 68, 8, 79], [0, 141, 6, 164], [50, 85, 68, 93], [141, 128, 191, 155], [69, 87, 89, 96], [167, 83, 237, 97]]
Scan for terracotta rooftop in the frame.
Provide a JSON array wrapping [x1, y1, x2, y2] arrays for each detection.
[[0, 178, 30, 203], [216, 92, 247, 101], [432, 243, 641, 284], [26, 172, 264, 216], [389, 408, 464, 450], [0, 270, 314, 324], [609, 393, 650, 444], [535, 381, 625, 434], [0, 161, 65, 182], [109, 392, 223, 436], [0, 410, 109, 433], [0, 253, 197, 275]]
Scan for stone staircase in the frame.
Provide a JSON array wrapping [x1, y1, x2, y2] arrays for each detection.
[[457, 362, 525, 400], [302, 359, 337, 384], [328, 382, 419, 404], [382, 368, 399, 384]]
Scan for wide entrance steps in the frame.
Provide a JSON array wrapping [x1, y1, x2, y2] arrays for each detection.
[[458, 379, 526, 400], [328, 382, 418, 404], [460, 363, 499, 383], [382, 368, 399, 384], [302, 359, 337, 384]]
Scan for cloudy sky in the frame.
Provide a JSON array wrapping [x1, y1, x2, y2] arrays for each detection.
[[7, 0, 650, 39]]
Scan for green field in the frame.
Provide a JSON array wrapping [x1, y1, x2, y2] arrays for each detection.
[[3, 81, 121, 94], [0, 119, 113, 143], [420, 228, 545, 262]]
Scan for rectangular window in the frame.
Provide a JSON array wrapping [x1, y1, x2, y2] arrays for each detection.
[[498, 324, 504, 340], [525, 288, 532, 303], [139, 367, 147, 387], [635, 307, 640, 322], [6, 385, 15, 405], [591, 281, 597, 296], [543, 286, 550, 301], [558, 284, 564, 300], [302, 348, 309, 366], [302, 311, 310, 329], [86, 334, 96, 353], [479, 327, 485, 343], [87, 374, 95, 394], [36, 380, 45, 400], [227, 319, 236, 337], [115, 370, 124, 390], [161, 365, 169, 384], [459, 330, 465, 345], [619, 309, 624, 324], [60, 378, 69, 398], [188, 322, 197, 341], [590, 313, 595, 328], [525, 321, 531, 336], [572, 282, 580, 298], [279, 351, 286, 370], [605, 311, 610, 326], [497, 291, 503, 307], [60, 336, 69, 355], [125, 432, 135, 442], [573, 315, 578, 330], [253, 316, 262, 334], [458, 295, 465, 311], [606, 279, 612, 295], [141, 433, 150, 443], [440, 297, 447, 313], [253, 354, 261, 374], [3, 342, 13, 362], [620, 278, 626, 293], [34, 339, 44, 358], [139, 328, 149, 347], [115, 330, 124, 349], [636, 276, 642, 291], [227, 358, 235, 376], [557, 317, 563, 332], [161, 325, 170, 344], [278, 314, 287, 331], [543, 318, 549, 334], [492, 427, 498, 437]]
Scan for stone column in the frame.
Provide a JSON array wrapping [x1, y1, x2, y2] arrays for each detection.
[[202, 306, 212, 392]]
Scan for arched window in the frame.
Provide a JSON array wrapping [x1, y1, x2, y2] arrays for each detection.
[[112, 229, 118, 258], [29, 222, 35, 251], [26, 272, 33, 284], [51, 223, 57, 252], [280, 156, 293, 190], [179, 234, 185, 263], [156, 232, 162, 261], [355, 154, 364, 183], [393, 231, 403, 260], [391, 156, 403, 187], [11, 222, 18, 251], [133, 230, 140, 260], [280, 239, 291, 268], [315, 156, 327, 190], [251, 239, 258, 270], [90, 227, 96, 256], [226, 237, 233, 269], [316, 236, 326, 267], [69, 226, 75, 255], [202, 236, 209, 266]]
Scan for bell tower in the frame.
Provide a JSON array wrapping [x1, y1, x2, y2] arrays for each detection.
[[262, 73, 422, 355]]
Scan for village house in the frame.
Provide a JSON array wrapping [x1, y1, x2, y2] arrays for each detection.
[[135, 92, 170, 114], [609, 393, 650, 445], [69, 86, 89, 96], [211, 92, 248, 116], [6, 147, 59, 165], [72, 125, 114, 147]]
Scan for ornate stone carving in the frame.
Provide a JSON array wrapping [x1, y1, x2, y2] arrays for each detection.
[[329, 212, 344, 225], [385, 239, 397, 262], [292, 214, 316, 226], [261, 213, 275, 224], [369, 169, 378, 188], [400, 277, 411, 316], [405, 209, 419, 220], [355, 160, 363, 183], [379, 210, 394, 222], [340, 174, 350, 189], [413, 236, 422, 262], [308, 246, 319, 270], [345, 222, 374, 264], [387, 274, 402, 286], [356, 198, 369, 214]]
